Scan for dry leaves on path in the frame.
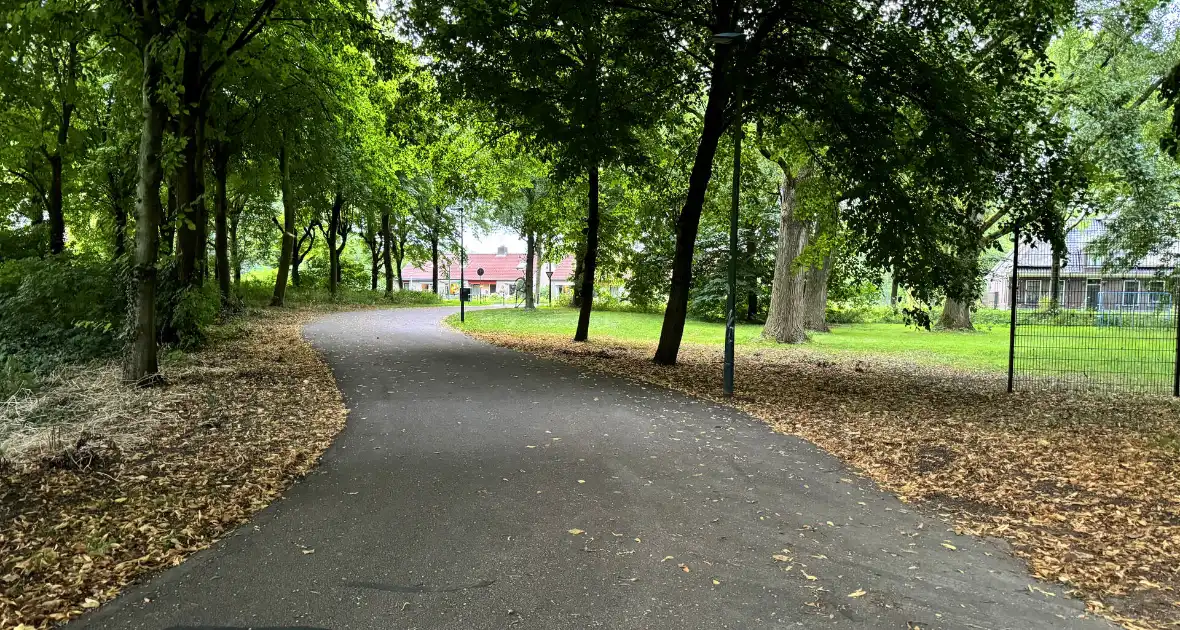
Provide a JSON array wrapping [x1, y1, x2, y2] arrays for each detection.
[[467, 330, 1180, 630], [0, 308, 348, 629]]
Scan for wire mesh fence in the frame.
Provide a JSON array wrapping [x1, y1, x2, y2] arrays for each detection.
[[1002, 220, 1179, 395]]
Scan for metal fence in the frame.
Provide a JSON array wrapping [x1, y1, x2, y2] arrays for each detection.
[[1004, 221, 1180, 395]]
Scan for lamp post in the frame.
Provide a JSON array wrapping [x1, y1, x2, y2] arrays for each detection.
[[714, 31, 745, 398], [546, 263, 554, 307], [459, 204, 466, 323]]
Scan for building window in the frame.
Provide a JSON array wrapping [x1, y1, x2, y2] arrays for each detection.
[[490, 282, 497, 293], [402, 281, 410, 290], [1023, 279, 1041, 306], [1086, 279, 1100, 309], [1149, 280, 1167, 305], [1123, 280, 1140, 306]]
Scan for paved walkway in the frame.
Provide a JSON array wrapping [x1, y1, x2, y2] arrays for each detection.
[[73, 307, 1112, 629]]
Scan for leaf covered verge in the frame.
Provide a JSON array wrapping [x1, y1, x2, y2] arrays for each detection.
[[0, 308, 349, 629]]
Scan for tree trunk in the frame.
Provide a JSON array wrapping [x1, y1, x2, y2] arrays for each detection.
[[1050, 241, 1062, 309], [745, 234, 758, 321], [230, 200, 242, 286], [937, 242, 980, 330], [654, 45, 734, 365], [110, 169, 128, 258], [161, 183, 176, 254], [174, 33, 206, 287], [762, 173, 811, 344], [803, 255, 833, 332], [575, 164, 600, 341], [212, 145, 231, 304], [571, 239, 585, 308], [535, 241, 544, 305], [939, 297, 974, 330], [46, 42, 77, 255], [524, 230, 536, 309], [270, 140, 294, 307], [430, 226, 440, 297], [382, 208, 395, 294], [327, 190, 343, 297], [890, 274, 900, 305], [124, 26, 167, 384]]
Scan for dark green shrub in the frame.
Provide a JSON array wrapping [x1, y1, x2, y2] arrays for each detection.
[[0, 255, 125, 370]]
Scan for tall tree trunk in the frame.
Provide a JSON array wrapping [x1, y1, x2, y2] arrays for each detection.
[[46, 41, 77, 255], [111, 173, 127, 258], [124, 24, 167, 384], [160, 183, 176, 254], [571, 238, 585, 308], [212, 144, 231, 304], [575, 164, 600, 341], [535, 241, 544, 305], [745, 234, 758, 321], [803, 255, 833, 332], [1050, 241, 1062, 309], [655, 45, 734, 365], [524, 230, 536, 309], [382, 208, 394, 295], [890, 274, 900, 305], [172, 32, 205, 289], [430, 221, 440, 296], [230, 200, 242, 286], [270, 140, 294, 307], [326, 190, 343, 297], [763, 173, 811, 344]]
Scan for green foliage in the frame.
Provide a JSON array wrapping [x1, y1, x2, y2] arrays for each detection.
[[167, 284, 220, 350], [0, 255, 124, 370]]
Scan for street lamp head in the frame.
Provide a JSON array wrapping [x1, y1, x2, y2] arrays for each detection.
[[712, 32, 746, 45]]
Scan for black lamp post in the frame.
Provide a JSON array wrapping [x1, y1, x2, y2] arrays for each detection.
[[546, 265, 554, 307], [714, 30, 745, 397], [459, 204, 466, 323]]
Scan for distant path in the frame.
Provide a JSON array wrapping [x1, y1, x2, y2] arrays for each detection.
[[72, 307, 1111, 629]]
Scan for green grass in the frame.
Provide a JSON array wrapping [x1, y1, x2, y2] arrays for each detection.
[[451, 308, 1176, 386]]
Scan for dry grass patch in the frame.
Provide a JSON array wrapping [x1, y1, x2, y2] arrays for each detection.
[[466, 330, 1180, 630], [0, 308, 347, 629]]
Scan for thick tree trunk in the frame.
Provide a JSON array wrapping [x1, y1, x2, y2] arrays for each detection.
[[382, 209, 394, 294], [763, 174, 811, 344], [575, 164, 599, 341], [890, 274, 900, 305], [803, 255, 833, 332], [939, 298, 974, 330], [270, 141, 294, 307], [654, 45, 734, 365], [937, 242, 980, 330], [46, 42, 77, 255], [124, 30, 167, 384], [524, 231, 536, 309], [174, 34, 206, 287], [212, 146, 231, 304]]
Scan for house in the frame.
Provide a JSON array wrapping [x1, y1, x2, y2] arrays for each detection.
[[983, 218, 1177, 311], [400, 246, 577, 299]]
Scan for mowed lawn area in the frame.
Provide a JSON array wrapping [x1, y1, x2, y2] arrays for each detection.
[[452, 308, 1013, 373]]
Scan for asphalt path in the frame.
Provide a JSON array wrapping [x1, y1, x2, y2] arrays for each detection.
[[71, 306, 1113, 630]]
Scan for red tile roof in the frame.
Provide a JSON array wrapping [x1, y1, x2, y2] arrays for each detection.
[[401, 253, 576, 283]]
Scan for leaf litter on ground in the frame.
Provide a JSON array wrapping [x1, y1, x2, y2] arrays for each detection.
[[0, 307, 348, 629], [464, 329, 1180, 630]]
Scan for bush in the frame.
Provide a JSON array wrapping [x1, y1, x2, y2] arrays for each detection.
[[0, 255, 125, 370], [167, 283, 220, 349]]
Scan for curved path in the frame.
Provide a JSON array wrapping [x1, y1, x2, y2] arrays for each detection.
[[74, 307, 1111, 630]]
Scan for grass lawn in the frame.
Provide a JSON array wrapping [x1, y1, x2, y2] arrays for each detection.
[[451, 308, 1013, 373], [452, 308, 1177, 387]]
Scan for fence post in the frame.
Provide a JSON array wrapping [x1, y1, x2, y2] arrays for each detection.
[[1174, 284, 1179, 397], [1008, 224, 1020, 394]]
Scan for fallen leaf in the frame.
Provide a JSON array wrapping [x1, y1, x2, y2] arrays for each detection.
[[848, 589, 866, 598], [678, 563, 690, 573], [801, 569, 817, 581], [568, 528, 585, 535]]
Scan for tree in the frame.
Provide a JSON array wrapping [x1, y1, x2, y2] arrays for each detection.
[[410, 0, 688, 341], [610, 0, 1076, 363]]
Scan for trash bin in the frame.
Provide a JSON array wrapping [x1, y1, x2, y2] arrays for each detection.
[[460, 287, 471, 302]]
